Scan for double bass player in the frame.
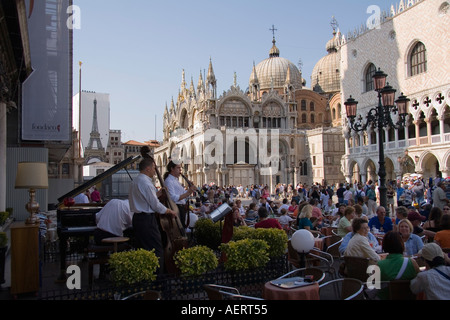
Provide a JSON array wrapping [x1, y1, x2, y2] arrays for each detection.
[[128, 156, 176, 274]]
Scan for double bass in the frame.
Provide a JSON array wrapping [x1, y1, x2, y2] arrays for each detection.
[[155, 163, 189, 274]]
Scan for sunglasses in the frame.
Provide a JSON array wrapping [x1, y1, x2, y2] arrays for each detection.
[[444, 208, 450, 211]]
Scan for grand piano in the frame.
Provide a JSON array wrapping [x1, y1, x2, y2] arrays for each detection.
[[56, 155, 141, 282]]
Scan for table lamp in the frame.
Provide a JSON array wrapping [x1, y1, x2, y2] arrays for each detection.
[[14, 162, 49, 224], [291, 229, 315, 268]]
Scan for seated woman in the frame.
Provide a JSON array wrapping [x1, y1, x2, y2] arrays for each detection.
[[339, 228, 381, 256], [278, 208, 295, 234], [296, 204, 321, 237], [310, 198, 324, 228], [423, 207, 443, 242], [344, 218, 380, 265], [245, 202, 259, 222], [337, 206, 355, 238], [232, 205, 246, 227], [410, 243, 450, 300], [398, 218, 424, 256], [354, 204, 368, 221], [376, 231, 420, 300], [287, 199, 298, 217], [434, 214, 450, 249]]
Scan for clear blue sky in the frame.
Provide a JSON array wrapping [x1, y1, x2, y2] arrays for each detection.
[[72, 0, 396, 143]]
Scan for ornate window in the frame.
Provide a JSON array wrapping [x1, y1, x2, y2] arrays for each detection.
[[410, 42, 427, 76], [301, 100, 307, 111], [302, 114, 307, 123], [364, 63, 376, 92]]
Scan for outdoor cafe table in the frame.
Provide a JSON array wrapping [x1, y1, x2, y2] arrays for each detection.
[[263, 281, 320, 300]]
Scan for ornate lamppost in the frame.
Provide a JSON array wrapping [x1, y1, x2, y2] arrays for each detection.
[[344, 69, 410, 213]]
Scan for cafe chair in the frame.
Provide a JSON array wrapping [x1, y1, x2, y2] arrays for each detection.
[[287, 240, 302, 270], [119, 290, 162, 300], [276, 267, 326, 284], [203, 284, 264, 301], [323, 235, 343, 262], [342, 256, 370, 283], [319, 278, 365, 300], [389, 280, 416, 300], [307, 248, 338, 280]]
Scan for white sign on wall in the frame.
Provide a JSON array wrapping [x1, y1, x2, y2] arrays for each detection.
[[22, 0, 71, 141]]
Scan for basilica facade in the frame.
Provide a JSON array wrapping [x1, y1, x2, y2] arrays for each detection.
[[154, 35, 346, 189]]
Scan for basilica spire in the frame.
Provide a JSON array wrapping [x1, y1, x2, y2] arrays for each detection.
[[269, 25, 280, 58], [181, 69, 187, 91], [207, 58, 217, 99], [197, 70, 205, 95], [207, 58, 216, 85]]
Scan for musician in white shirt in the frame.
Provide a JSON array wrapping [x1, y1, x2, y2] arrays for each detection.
[[164, 161, 197, 228], [129, 157, 176, 273], [94, 199, 133, 244]]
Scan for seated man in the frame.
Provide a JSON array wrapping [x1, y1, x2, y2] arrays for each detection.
[[254, 207, 282, 230], [368, 206, 393, 233], [94, 199, 134, 245]]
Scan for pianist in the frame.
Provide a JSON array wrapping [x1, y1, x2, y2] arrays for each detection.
[[94, 199, 133, 245]]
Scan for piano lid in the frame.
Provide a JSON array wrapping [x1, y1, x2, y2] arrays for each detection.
[[57, 155, 142, 205]]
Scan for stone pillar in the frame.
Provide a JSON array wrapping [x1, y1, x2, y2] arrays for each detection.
[[360, 173, 367, 185], [438, 115, 445, 138], [425, 118, 431, 145], [414, 120, 420, 146]]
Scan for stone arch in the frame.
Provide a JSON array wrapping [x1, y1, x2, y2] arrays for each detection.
[[362, 158, 378, 183], [349, 159, 362, 183], [179, 108, 189, 130], [417, 151, 442, 180]]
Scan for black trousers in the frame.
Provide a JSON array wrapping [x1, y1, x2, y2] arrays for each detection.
[[177, 204, 187, 229], [132, 212, 164, 274], [93, 228, 117, 246]]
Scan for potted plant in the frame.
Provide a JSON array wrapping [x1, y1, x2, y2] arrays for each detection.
[[232, 226, 288, 258], [108, 249, 159, 286], [0, 212, 9, 226], [192, 218, 222, 250], [0, 232, 7, 285], [174, 245, 218, 277], [219, 238, 270, 272]]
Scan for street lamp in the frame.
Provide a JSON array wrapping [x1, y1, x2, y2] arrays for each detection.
[[344, 68, 410, 213]]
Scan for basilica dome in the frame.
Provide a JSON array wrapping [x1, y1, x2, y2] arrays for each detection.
[[311, 30, 341, 94], [250, 38, 303, 91]]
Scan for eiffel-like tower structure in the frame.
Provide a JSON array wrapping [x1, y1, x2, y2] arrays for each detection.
[[84, 98, 105, 163]]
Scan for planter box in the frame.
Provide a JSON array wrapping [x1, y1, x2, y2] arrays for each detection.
[[39, 256, 289, 300]]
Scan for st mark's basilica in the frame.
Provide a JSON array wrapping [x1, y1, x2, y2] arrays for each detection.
[[154, 27, 346, 190]]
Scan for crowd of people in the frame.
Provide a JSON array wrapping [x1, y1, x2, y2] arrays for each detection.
[[186, 177, 450, 300], [87, 146, 450, 299]]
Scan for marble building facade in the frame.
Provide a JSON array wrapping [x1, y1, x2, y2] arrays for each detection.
[[340, 0, 450, 183]]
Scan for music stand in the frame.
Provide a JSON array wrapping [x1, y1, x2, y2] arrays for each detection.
[[210, 203, 232, 223]]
